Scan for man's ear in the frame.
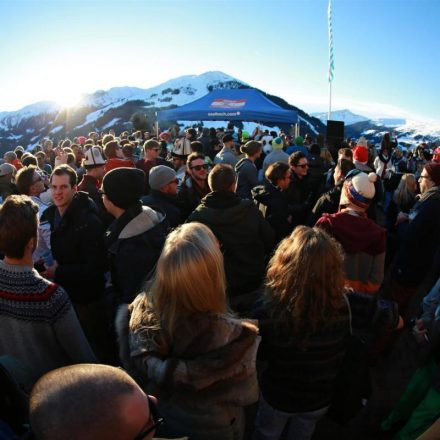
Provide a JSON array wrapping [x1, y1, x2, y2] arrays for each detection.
[[26, 236, 36, 253]]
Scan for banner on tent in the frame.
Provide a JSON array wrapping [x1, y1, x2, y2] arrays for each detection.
[[210, 99, 246, 109]]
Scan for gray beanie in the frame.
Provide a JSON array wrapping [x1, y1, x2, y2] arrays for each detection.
[[149, 165, 177, 191]]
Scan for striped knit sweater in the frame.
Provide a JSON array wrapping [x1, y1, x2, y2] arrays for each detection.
[[0, 260, 96, 382]]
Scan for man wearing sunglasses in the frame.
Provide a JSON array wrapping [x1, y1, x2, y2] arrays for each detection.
[[29, 364, 162, 440], [287, 151, 314, 227], [178, 152, 210, 219]]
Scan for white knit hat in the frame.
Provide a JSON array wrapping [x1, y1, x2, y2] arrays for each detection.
[[340, 171, 377, 209], [84, 146, 105, 166]]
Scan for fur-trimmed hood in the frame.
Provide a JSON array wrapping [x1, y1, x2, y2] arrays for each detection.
[[115, 295, 260, 409]]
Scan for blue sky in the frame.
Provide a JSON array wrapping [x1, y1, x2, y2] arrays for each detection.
[[0, 0, 439, 121]]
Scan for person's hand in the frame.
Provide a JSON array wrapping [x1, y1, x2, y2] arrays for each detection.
[[412, 319, 428, 344], [395, 211, 409, 226], [41, 261, 58, 280]]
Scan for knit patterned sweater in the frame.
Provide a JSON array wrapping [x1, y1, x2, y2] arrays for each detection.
[[0, 260, 96, 382]]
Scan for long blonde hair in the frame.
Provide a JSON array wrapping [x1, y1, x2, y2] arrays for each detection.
[[393, 173, 416, 208], [130, 222, 227, 337], [265, 226, 346, 333]]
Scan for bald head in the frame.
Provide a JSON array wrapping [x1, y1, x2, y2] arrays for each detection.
[[30, 364, 154, 440]]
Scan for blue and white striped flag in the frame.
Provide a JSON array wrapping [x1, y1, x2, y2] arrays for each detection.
[[328, 0, 334, 82]]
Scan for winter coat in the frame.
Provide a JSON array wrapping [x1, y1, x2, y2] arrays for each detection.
[[262, 150, 289, 172], [309, 183, 342, 226], [235, 158, 259, 200], [106, 204, 167, 308], [177, 176, 210, 220], [187, 191, 275, 295], [252, 183, 293, 244], [393, 186, 440, 288], [141, 190, 183, 229], [116, 299, 260, 439], [374, 154, 395, 180], [214, 147, 237, 167], [253, 290, 399, 413], [286, 173, 314, 227], [41, 192, 107, 304], [316, 211, 386, 295]]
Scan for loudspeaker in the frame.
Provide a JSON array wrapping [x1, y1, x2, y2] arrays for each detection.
[[326, 120, 345, 151]]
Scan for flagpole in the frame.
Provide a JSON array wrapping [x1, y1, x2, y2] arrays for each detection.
[[328, 0, 334, 121]]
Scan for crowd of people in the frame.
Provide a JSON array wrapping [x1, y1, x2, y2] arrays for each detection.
[[0, 123, 439, 440]]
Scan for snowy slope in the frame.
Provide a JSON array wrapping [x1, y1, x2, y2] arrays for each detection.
[[312, 109, 370, 126]]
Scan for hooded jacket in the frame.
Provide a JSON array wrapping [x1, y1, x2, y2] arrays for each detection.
[[316, 211, 386, 294], [106, 204, 167, 307], [41, 191, 107, 304], [187, 191, 275, 295], [235, 158, 259, 200]]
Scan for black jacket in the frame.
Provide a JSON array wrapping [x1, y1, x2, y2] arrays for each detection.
[[141, 190, 183, 229], [41, 191, 106, 304], [187, 191, 275, 295], [177, 176, 210, 220], [106, 203, 167, 307], [254, 291, 399, 413], [393, 187, 440, 287], [285, 173, 314, 227], [309, 184, 342, 226], [252, 183, 293, 244]]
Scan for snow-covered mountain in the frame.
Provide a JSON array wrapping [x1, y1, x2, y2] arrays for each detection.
[[312, 109, 369, 126], [0, 74, 438, 152], [0, 71, 324, 152]]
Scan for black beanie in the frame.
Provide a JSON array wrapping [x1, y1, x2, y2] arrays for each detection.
[[102, 167, 145, 209]]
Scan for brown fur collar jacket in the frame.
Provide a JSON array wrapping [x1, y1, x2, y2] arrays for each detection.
[[116, 294, 261, 410]]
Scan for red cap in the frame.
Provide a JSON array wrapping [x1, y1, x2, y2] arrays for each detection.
[[353, 146, 369, 164]]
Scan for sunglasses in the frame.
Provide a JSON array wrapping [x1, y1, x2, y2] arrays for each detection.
[[133, 396, 164, 440], [297, 163, 309, 169], [190, 164, 209, 171]]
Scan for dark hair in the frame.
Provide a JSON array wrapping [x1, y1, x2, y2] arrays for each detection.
[[15, 165, 38, 196], [240, 141, 261, 156], [50, 165, 77, 187], [310, 143, 321, 156], [265, 162, 290, 185], [288, 151, 306, 167], [338, 148, 353, 159], [337, 158, 355, 178], [209, 127, 217, 137], [208, 164, 236, 192], [190, 141, 204, 154], [187, 152, 205, 167], [0, 195, 39, 258], [22, 155, 38, 167], [222, 134, 234, 143]]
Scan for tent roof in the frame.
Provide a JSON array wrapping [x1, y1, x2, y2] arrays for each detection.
[[157, 88, 298, 124]]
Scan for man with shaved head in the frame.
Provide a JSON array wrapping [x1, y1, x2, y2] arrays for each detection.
[[29, 364, 162, 440]]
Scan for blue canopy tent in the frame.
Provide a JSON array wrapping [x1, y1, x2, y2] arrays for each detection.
[[157, 88, 298, 124]]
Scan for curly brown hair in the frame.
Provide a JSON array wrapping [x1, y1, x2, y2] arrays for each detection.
[[265, 226, 346, 333]]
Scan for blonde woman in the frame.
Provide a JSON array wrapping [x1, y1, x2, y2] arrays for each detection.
[[116, 222, 260, 440], [387, 173, 417, 232]]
